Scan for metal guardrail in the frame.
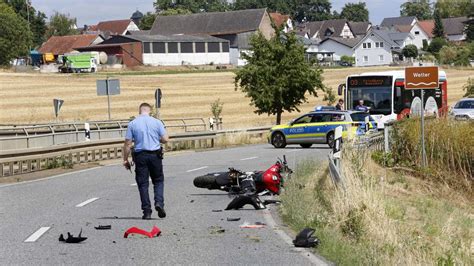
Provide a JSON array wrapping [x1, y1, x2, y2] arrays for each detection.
[[0, 126, 270, 177], [0, 118, 207, 151], [327, 124, 394, 185]]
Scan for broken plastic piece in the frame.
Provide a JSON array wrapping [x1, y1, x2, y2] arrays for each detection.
[[124, 226, 161, 238], [95, 225, 111, 230], [263, 199, 281, 205], [212, 209, 223, 212], [59, 229, 87, 243], [225, 195, 265, 210], [239, 222, 265, 229], [293, 228, 320, 248], [227, 217, 241, 222]]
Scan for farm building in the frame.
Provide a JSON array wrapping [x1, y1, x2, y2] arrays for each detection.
[[149, 8, 274, 65], [83, 19, 139, 37], [78, 34, 230, 67], [38, 34, 104, 56]]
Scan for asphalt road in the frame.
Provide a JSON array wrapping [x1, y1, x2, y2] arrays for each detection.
[[0, 144, 330, 265]]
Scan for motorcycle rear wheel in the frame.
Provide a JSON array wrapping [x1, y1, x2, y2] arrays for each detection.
[[193, 175, 221, 190]]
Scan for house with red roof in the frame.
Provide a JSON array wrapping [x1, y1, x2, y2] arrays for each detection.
[[38, 34, 104, 56], [84, 19, 139, 38], [269, 12, 293, 33]]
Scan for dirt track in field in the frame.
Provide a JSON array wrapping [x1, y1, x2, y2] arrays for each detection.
[[0, 67, 472, 128]]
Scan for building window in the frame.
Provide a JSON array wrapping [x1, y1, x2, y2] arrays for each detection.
[[414, 31, 420, 35], [222, 42, 229, 52], [181, 42, 193, 53], [208, 42, 220, 53], [379, 55, 384, 62], [195, 42, 205, 53], [143, 42, 151, 53], [363, 56, 369, 62], [379, 42, 384, 48], [363, 42, 371, 49], [375, 42, 384, 48], [168, 42, 178, 53], [152, 42, 166, 53]]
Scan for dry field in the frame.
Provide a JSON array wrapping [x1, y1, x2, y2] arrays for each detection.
[[0, 66, 472, 128]]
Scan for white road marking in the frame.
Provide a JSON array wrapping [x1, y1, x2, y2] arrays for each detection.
[[75, 197, 99, 207], [240, 156, 258, 161], [186, 166, 208, 173], [24, 227, 50, 243], [131, 183, 137, 186]]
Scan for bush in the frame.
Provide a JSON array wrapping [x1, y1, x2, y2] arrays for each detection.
[[422, 39, 429, 51], [428, 37, 447, 55], [391, 118, 473, 191], [438, 46, 457, 65], [454, 46, 471, 66], [340, 55, 355, 64], [210, 98, 223, 119], [402, 44, 418, 59], [322, 86, 337, 106], [463, 78, 474, 97]]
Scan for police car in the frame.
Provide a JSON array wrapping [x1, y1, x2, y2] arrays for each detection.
[[268, 109, 375, 148]]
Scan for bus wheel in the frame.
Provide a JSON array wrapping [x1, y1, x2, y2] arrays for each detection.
[[327, 132, 335, 148], [272, 132, 286, 148]]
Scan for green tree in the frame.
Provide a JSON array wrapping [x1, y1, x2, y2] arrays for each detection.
[[432, 9, 444, 38], [400, 0, 432, 20], [428, 37, 447, 55], [234, 28, 324, 124], [45, 12, 77, 38], [402, 44, 418, 60], [233, 0, 292, 15], [154, 0, 228, 14], [139, 12, 157, 30], [292, 0, 333, 22], [454, 46, 470, 66], [3, 0, 46, 47], [340, 2, 369, 22], [466, 19, 474, 42], [0, 2, 32, 65], [434, 0, 474, 18]]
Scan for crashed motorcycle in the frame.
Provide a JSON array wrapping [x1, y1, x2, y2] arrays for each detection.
[[193, 156, 292, 210]]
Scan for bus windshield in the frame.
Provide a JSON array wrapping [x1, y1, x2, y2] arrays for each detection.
[[347, 76, 393, 115]]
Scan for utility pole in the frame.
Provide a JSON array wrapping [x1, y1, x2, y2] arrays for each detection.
[[26, 0, 31, 52]]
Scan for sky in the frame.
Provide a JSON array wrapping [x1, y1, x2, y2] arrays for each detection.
[[31, 0, 407, 26]]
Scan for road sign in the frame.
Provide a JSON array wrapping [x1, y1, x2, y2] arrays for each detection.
[[405, 66, 439, 90], [96, 78, 121, 120], [333, 126, 343, 158], [405, 67, 439, 168], [53, 99, 64, 118]]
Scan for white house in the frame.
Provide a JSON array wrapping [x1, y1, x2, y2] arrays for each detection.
[[353, 29, 414, 67], [304, 19, 355, 41], [270, 12, 293, 33], [381, 16, 430, 49], [318, 37, 361, 61]]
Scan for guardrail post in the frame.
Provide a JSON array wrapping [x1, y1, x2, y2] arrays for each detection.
[[384, 125, 390, 153]]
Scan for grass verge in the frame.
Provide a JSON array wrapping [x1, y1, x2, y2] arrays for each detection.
[[280, 149, 473, 265]]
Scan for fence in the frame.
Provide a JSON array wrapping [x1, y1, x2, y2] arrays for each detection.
[[0, 118, 207, 151]]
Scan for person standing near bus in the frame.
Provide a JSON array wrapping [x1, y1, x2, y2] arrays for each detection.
[[123, 103, 169, 220], [335, 99, 344, 110], [355, 99, 369, 112]]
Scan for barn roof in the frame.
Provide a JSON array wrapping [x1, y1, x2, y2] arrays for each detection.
[[380, 16, 416, 27], [38, 34, 101, 55], [96, 19, 133, 35], [150, 8, 267, 35]]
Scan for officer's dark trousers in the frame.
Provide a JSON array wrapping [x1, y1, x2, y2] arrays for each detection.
[[134, 152, 164, 213]]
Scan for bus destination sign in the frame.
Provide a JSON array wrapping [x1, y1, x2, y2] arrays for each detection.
[[348, 76, 392, 87]]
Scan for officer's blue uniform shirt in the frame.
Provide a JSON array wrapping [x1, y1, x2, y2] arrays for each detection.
[[125, 115, 167, 152]]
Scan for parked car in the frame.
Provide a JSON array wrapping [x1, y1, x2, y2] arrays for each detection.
[[268, 110, 376, 148], [450, 98, 474, 120], [338, 61, 352, 67]]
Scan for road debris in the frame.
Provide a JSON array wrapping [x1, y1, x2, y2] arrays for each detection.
[[293, 228, 319, 248], [245, 235, 261, 242], [59, 229, 87, 243], [94, 225, 111, 230], [124, 226, 161, 238], [263, 199, 281, 206], [208, 226, 225, 234], [212, 209, 223, 212], [227, 217, 241, 222], [225, 195, 265, 210], [240, 222, 266, 229]]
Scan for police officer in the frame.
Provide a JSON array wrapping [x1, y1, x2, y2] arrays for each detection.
[[123, 103, 169, 220]]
